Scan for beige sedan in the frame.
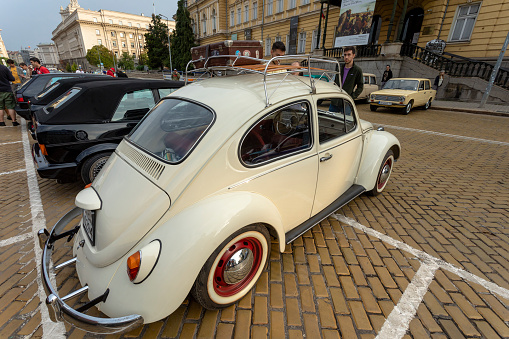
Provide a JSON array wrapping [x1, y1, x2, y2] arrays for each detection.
[[357, 73, 378, 101], [369, 78, 436, 114]]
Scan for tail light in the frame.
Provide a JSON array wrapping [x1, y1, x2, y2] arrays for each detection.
[[17, 96, 24, 102], [127, 251, 141, 282], [39, 144, 48, 156]]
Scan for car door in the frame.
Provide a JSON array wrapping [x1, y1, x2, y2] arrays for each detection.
[[417, 80, 426, 106], [311, 96, 363, 216]]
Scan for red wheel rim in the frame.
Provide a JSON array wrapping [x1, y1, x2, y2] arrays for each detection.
[[212, 237, 263, 297], [377, 157, 393, 190]]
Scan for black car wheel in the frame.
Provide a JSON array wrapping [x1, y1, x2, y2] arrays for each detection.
[[423, 99, 431, 110], [403, 101, 413, 115], [370, 105, 377, 112], [191, 225, 270, 310], [80, 152, 112, 184]]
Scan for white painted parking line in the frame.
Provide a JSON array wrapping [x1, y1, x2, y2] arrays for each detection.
[[20, 119, 66, 338], [0, 233, 32, 247], [0, 169, 26, 176], [0, 141, 22, 145], [381, 124, 509, 146]]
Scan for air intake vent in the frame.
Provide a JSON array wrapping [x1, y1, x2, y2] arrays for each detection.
[[118, 142, 165, 180]]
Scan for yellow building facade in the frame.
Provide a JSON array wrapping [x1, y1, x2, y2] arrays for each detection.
[[187, 0, 509, 61]]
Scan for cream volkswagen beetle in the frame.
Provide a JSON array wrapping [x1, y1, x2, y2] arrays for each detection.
[[369, 78, 436, 114], [38, 56, 400, 334]]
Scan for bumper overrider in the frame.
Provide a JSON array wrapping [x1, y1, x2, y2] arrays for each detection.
[[38, 207, 144, 334]]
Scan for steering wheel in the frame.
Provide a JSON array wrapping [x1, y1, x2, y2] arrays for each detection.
[[273, 111, 298, 135]]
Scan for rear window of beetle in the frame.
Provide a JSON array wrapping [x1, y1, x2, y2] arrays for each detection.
[[128, 98, 214, 163]]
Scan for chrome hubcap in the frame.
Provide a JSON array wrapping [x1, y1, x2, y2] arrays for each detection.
[[379, 164, 391, 184], [223, 248, 254, 284]]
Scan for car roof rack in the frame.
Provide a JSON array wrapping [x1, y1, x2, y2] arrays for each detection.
[[185, 55, 342, 107]]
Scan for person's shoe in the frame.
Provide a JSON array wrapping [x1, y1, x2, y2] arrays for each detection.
[[0, 122, 6, 126], [12, 121, 20, 126], [6, 116, 12, 120]]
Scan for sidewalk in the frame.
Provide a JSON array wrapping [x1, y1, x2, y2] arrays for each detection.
[[432, 99, 509, 117]]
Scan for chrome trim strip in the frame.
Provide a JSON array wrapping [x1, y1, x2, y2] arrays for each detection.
[[61, 285, 89, 302], [54, 257, 77, 270]]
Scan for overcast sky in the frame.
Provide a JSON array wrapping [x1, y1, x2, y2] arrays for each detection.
[[0, 0, 178, 52]]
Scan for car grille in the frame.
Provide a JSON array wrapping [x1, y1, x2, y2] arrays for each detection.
[[373, 95, 401, 101], [118, 142, 165, 180]]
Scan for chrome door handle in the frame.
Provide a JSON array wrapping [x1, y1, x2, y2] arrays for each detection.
[[320, 154, 333, 162]]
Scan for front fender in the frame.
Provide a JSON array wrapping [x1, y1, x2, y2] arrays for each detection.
[[356, 131, 400, 191], [76, 143, 119, 164], [91, 191, 284, 323]]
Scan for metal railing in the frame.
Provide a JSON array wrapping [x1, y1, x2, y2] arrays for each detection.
[[400, 43, 509, 90], [323, 44, 382, 58]]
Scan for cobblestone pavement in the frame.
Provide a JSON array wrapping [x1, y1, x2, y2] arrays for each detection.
[[0, 104, 508, 338]]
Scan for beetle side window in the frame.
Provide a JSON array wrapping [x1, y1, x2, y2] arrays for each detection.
[[424, 81, 430, 90], [317, 97, 357, 143], [240, 102, 311, 166], [111, 89, 156, 121]]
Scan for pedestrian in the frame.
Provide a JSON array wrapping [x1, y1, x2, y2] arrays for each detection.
[[433, 70, 445, 90], [19, 63, 32, 83], [171, 69, 180, 81], [334, 46, 363, 99], [30, 57, 50, 74], [270, 41, 286, 65], [381, 65, 393, 88], [0, 63, 19, 126], [6, 59, 23, 93], [106, 67, 116, 77]]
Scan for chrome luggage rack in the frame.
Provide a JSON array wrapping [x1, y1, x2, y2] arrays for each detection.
[[185, 55, 342, 107]]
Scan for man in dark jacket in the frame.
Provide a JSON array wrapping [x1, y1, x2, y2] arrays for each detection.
[[0, 64, 19, 126], [381, 65, 393, 88], [334, 46, 363, 99]]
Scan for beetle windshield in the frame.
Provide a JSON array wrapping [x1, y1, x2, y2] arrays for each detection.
[[383, 79, 419, 91], [128, 98, 214, 163]]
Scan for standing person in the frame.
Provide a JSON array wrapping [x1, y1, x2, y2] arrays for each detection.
[[6, 59, 23, 93], [106, 67, 116, 77], [433, 70, 445, 90], [171, 69, 180, 81], [19, 63, 32, 83], [270, 41, 286, 65], [0, 63, 19, 126], [30, 57, 50, 74], [334, 46, 363, 99], [381, 65, 393, 88]]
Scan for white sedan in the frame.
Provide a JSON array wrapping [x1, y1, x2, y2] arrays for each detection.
[[39, 59, 400, 334]]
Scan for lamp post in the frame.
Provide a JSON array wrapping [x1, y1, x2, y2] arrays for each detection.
[[159, 14, 173, 72]]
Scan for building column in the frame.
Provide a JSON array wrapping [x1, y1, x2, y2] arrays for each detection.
[[385, 0, 399, 43], [395, 0, 408, 42], [317, 2, 324, 49], [322, 1, 330, 49]]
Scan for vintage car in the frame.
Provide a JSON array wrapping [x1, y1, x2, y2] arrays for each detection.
[[357, 73, 378, 101], [32, 79, 183, 184], [38, 57, 400, 334], [369, 78, 436, 114]]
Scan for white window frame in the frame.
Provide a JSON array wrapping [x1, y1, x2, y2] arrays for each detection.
[[265, 37, 271, 56], [145, 24, 149, 29], [237, 8, 241, 24], [109, 19, 113, 24], [301, 0, 310, 5], [202, 13, 207, 34], [95, 29, 100, 35], [137, 23, 141, 28], [311, 29, 318, 51], [298, 32, 306, 53], [276, 0, 283, 13], [119, 20, 123, 25], [449, 3, 481, 42], [112, 41, 117, 47], [267, 0, 273, 15], [97, 39, 102, 45], [212, 9, 217, 30], [253, 2, 258, 20], [275, 36, 281, 42], [286, 34, 290, 49], [288, 0, 296, 9], [129, 33, 134, 39], [131, 42, 135, 48], [93, 17, 98, 22], [120, 32, 125, 38], [230, 10, 235, 26], [244, 5, 249, 22], [128, 22, 132, 27], [122, 42, 126, 48]]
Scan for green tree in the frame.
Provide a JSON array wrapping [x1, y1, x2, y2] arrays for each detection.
[[71, 62, 78, 72], [145, 15, 170, 70], [86, 45, 114, 69], [118, 52, 135, 70], [65, 62, 72, 72], [138, 52, 148, 66], [171, 0, 196, 71]]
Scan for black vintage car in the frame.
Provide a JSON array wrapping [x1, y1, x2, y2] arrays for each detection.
[[16, 73, 105, 120], [32, 79, 184, 184]]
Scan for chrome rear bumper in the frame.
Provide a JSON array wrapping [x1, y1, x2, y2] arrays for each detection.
[[39, 207, 144, 334]]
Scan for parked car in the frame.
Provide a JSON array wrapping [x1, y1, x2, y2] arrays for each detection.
[[32, 79, 184, 184], [369, 78, 436, 114], [38, 62, 400, 334], [357, 73, 378, 101], [15, 73, 105, 120]]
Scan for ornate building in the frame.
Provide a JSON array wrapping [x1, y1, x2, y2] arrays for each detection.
[[52, 0, 175, 69]]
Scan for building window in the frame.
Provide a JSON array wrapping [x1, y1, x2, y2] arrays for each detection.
[[275, 36, 281, 42], [139, 43, 143, 48], [115, 51, 119, 57], [109, 19, 113, 24], [112, 41, 117, 47], [230, 10, 234, 26], [212, 9, 217, 30], [265, 37, 271, 55], [138, 34, 142, 39], [202, 13, 207, 34], [450, 3, 480, 42], [237, 8, 241, 24], [137, 23, 141, 28], [286, 34, 290, 48], [93, 17, 98, 22], [276, 0, 283, 13], [311, 30, 318, 50], [122, 42, 126, 48], [131, 42, 135, 48], [267, 0, 273, 15], [244, 5, 249, 22], [96, 29, 100, 35], [289, 0, 296, 9], [301, 0, 310, 5], [120, 32, 125, 37], [111, 31, 115, 37], [146, 24, 149, 29], [133, 53, 136, 58], [128, 22, 132, 27], [298, 32, 306, 53], [129, 33, 134, 39], [253, 2, 258, 20], [98, 39, 102, 45]]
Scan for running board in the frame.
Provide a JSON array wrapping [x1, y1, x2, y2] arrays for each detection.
[[285, 184, 365, 244]]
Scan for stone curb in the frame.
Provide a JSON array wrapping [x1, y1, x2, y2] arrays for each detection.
[[432, 104, 509, 117]]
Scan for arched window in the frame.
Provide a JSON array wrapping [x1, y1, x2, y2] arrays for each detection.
[[368, 15, 382, 45], [202, 13, 207, 35], [212, 9, 217, 31]]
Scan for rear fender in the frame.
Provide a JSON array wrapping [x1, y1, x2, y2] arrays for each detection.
[[93, 191, 285, 323], [76, 143, 119, 165], [356, 131, 400, 191]]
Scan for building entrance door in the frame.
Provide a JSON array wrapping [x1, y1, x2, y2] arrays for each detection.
[[400, 8, 424, 44]]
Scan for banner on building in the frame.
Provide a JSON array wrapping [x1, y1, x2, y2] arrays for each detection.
[[334, 0, 376, 48]]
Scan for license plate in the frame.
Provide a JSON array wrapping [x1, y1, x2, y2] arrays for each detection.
[[82, 210, 96, 246], [379, 101, 392, 105]]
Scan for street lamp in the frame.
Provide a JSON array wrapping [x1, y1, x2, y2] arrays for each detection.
[[159, 14, 173, 72]]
